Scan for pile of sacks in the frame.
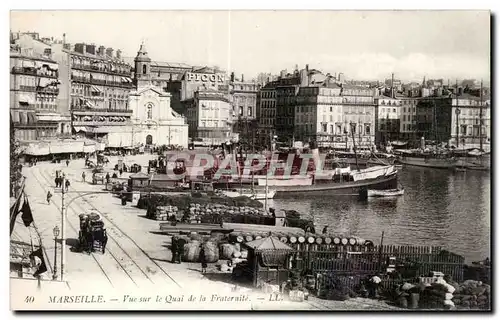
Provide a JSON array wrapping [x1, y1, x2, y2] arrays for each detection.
[[451, 280, 490, 310], [393, 277, 490, 310]]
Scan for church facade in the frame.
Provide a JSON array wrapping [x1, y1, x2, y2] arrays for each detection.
[[128, 43, 188, 148]]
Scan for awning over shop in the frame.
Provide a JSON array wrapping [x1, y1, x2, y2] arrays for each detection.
[[18, 94, 35, 105], [126, 77, 133, 83], [21, 60, 36, 68], [27, 112, 38, 124], [38, 78, 52, 88], [10, 111, 20, 123], [91, 85, 101, 93], [83, 144, 96, 153], [73, 126, 87, 132], [43, 63, 59, 70], [79, 98, 95, 108]]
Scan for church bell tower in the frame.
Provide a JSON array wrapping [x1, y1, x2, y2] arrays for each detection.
[[134, 42, 151, 88]]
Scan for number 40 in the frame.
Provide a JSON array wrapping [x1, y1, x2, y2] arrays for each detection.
[[25, 296, 35, 303]]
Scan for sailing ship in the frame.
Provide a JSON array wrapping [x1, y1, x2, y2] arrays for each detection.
[[212, 124, 398, 197]]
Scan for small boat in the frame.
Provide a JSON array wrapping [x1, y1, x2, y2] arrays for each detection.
[[220, 188, 276, 200], [367, 188, 405, 197]]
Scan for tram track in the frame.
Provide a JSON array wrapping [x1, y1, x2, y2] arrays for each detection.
[[38, 165, 181, 289], [30, 167, 136, 288]]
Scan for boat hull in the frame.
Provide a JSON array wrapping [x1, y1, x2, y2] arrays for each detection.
[[367, 189, 404, 197], [242, 172, 399, 197], [397, 156, 457, 169]]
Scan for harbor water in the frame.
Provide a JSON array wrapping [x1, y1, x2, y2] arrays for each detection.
[[267, 166, 491, 263]]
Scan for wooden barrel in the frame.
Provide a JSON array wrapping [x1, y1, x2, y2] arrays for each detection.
[[333, 237, 341, 244], [349, 238, 357, 245], [298, 236, 306, 243], [232, 251, 242, 258], [353, 237, 366, 245], [289, 236, 297, 244], [183, 241, 201, 262], [244, 234, 254, 242], [280, 236, 288, 243], [315, 237, 323, 244], [365, 240, 374, 247], [324, 237, 332, 244], [307, 236, 315, 244], [202, 241, 219, 263], [255, 235, 263, 240], [220, 243, 235, 260], [234, 243, 241, 252], [341, 238, 349, 245], [236, 235, 244, 243], [190, 233, 204, 242]]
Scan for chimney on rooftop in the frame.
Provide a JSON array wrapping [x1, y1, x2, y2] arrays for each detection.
[[106, 47, 114, 57], [98, 46, 105, 56], [116, 49, 122, 59], [74, 43, 86, 54], [241, 74, 244, 82], [280, 69, 286, 79], [86, 44, 96, 55]]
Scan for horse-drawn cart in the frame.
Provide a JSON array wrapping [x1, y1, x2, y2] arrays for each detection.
[[78, 213, 108, 254]]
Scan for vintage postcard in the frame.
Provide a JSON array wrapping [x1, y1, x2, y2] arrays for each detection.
[[9, 10, 491, 311]]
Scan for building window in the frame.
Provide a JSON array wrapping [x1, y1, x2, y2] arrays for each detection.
[[142, 65, 147, 75], [248, 107, 252, 117], [239, 106, 243, 116], [365, 125, 370, 134]]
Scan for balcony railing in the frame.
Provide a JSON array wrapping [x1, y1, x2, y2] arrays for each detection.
[[16, 85, 37, 92], [71, 63, 132, 77], [37, 87, 59, 95], [71, 107, 133, 114], [11, 67, 58, 79], [71, 76, 134, 89]]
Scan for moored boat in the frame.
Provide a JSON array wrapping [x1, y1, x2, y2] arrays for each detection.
[[219, 188, 276, 200], [395, 149, 458, 169], [367, 188, 404, 197]]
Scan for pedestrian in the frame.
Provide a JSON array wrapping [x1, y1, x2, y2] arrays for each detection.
[[66, 159, 70, 167], [82, 172, 86, 182], [119, 168, 123, 177], [46, 191, 52, 204], [105, 172, 110, 185], [177, 238, 185, 264], [200, 246, 207, 273], [65, 179, 71, 191], [55, 177, 59, 187], [56, 170, 59, 179], [322, 226, 328, 235], [171, 238, 178, 264]]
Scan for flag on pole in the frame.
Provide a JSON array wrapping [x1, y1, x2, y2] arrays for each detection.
[[29, 248, 47, 277], [10, 189, 24, 235], [21, 195, 34, 227]]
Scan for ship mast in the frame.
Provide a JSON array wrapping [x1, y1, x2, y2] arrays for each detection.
[[350, 122, 360, 171], [479, 80, 483, 151]]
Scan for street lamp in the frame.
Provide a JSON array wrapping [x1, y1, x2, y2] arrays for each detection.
[[52, 225, 60, 280]]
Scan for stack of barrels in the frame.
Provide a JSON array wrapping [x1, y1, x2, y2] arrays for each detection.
[[228, 231, 373, 248], [153, 205, 179, 221]]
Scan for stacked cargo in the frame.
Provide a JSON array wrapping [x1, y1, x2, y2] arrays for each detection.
[[152, 205, 179, 221]]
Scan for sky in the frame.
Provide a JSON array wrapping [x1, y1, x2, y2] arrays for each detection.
[[10, 10, 491, 82]]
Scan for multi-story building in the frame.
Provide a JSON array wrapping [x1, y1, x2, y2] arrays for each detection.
[[229, 74, 259, 146], [416, 90, 491, 150], [257, 81, 278, 146], [63, 43, 135, 145], [185, 89, 233, 147], [399, 97, 419, 143], [374, 95, 401, 146], [295, 83, 343, 148], [10, 45, 66, 141], [340, 84, 376, 150]]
